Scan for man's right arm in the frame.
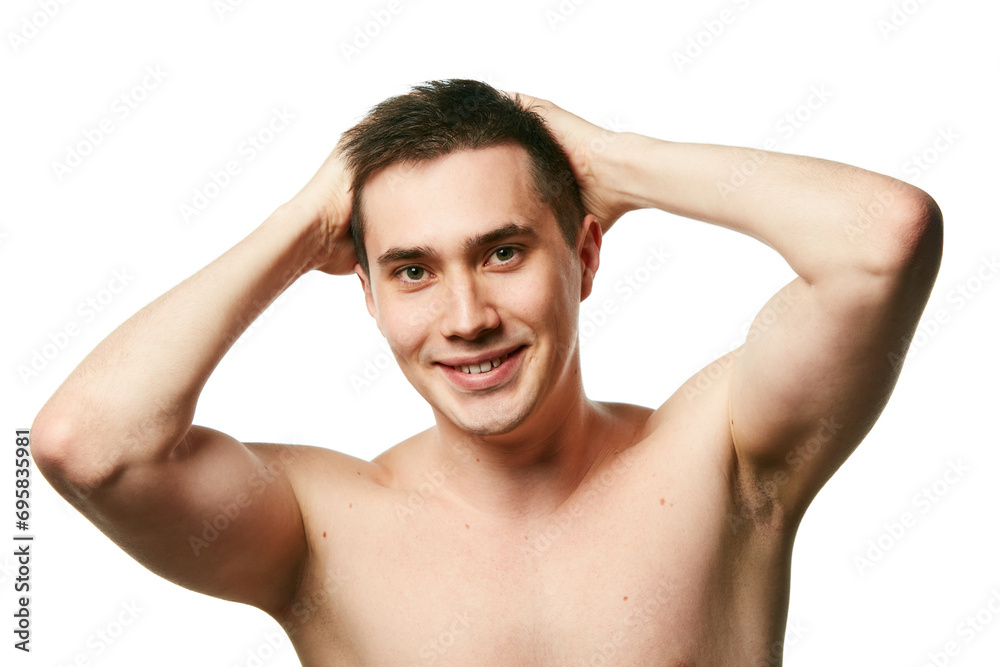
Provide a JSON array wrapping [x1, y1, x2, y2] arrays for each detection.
[[29, 148, 356, 617]]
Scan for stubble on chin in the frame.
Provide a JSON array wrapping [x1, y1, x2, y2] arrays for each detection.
[[445, 395, 536, 438]]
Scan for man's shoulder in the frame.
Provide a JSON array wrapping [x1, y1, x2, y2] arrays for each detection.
[[244, 440, 395, 492], [642, 348, 739, 431], [242, 427, 439, 490]]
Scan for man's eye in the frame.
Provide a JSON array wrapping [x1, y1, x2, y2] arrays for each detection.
[[399, 266, 427, 281], [492, 247, 518, 263]]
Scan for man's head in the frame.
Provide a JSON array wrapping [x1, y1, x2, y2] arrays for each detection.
[[338, 79, 585, 276], [338, 80, 601, 439]]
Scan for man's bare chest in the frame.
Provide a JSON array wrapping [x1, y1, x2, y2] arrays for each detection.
[[282, 449, 762, 665]]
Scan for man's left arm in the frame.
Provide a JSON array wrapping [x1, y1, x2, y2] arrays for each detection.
[[514, 94, 943, 518]]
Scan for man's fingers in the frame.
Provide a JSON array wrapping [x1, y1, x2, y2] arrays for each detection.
[[503, 90, 549, 113]]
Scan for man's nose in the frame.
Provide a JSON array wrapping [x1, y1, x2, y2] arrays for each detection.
[[438, 275, 500, 340]]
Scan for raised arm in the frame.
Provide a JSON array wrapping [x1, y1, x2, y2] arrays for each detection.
[[512, 93, 943, 518], [29, 145, 357, 616]]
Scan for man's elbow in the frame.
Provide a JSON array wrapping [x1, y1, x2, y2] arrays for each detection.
[[865, 185, 944, 291], [30, 411, 121, 503], [881, 186, 944, 279]]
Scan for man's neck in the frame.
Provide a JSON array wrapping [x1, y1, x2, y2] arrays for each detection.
[[429, 391, 618, 521]]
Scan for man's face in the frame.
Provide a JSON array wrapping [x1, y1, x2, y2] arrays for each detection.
[[356, 144, 599, 437]]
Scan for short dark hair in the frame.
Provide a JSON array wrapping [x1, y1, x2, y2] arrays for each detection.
[[338, 79, 585, 275]]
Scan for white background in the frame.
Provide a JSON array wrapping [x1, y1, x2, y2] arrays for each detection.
[[3, 0, 998, 665]]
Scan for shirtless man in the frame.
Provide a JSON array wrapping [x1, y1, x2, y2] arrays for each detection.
[[31, 80, 943, 665]]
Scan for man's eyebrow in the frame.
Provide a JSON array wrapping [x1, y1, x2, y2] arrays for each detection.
[[375, 222, 538, 267], [376, 244, 436, 266], [463, 222, 538, 251]]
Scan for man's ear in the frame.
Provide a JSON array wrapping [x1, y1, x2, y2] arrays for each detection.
[[354, 263, 383, 335], [578, 213, 602, 301]]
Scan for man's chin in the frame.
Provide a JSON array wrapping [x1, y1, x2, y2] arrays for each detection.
[[440, 402, 534, 438]]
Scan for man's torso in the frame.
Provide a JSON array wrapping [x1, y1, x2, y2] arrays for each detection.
[[266, 381, 794, 666]]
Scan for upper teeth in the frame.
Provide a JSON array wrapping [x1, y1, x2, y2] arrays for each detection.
[[457, 353, 509, 374]]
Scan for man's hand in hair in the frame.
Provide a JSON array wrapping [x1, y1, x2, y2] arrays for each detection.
[[506, 91, 635, 233], [291, 140, 358, 275]]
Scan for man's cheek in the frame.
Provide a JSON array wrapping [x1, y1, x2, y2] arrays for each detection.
[[381, 312, 427, 356]]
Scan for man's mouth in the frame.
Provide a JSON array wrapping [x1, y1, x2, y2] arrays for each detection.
[[452, 352, 510, 375]]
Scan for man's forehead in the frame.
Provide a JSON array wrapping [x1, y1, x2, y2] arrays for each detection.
[[364, 143, 534, 197], [361, 145, 554, 259]]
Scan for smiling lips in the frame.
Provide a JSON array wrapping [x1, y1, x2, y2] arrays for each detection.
[[453, 352, 510, 375], [437, 347, 524, 386]]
